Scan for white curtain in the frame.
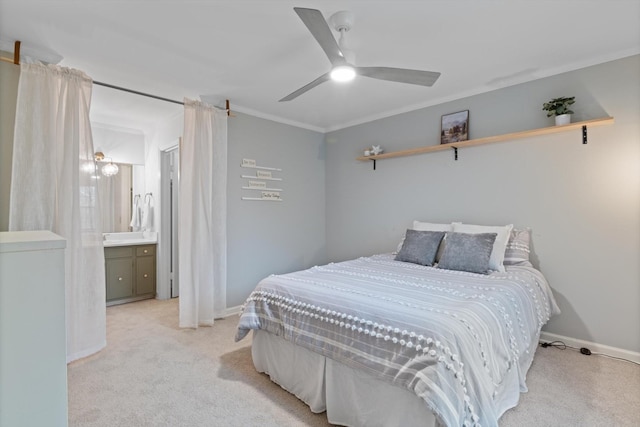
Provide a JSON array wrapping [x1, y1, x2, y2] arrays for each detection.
[[179, 99, 227, 328], [9, 63, 106, 362]]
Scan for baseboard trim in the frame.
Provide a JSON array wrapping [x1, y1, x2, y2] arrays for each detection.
[[220, 305, 242, 318], [540, 331, 640, 364]]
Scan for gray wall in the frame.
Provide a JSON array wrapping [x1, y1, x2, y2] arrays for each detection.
[[325, 55, 640, 353], [227, 112, 326, 307], [2, 53, 636, 354], [0, 61, 19, 231]]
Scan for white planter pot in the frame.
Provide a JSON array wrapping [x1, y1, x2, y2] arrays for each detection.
[[555, 114, 571, 126]]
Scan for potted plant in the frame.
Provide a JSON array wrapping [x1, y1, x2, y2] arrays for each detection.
[[542, 96, 575, 125]]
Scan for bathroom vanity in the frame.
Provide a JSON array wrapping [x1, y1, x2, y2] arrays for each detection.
[[104, 232, 157, 306]]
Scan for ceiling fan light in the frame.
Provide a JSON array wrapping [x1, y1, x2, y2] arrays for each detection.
[[330, 65, 356, 82]]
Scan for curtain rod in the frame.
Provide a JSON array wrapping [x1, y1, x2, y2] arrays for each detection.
[[93, 81, 233, 116], [93, 80, 184, 105], [1, 40, 233, 116]]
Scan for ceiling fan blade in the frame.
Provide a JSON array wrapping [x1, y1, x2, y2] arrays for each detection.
[[279, 72, 331, 102], [294, 7, 346, 66], [356, 67, 441, 87]]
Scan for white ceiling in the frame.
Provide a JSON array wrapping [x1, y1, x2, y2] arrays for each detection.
[[1, 0, 639, 134]]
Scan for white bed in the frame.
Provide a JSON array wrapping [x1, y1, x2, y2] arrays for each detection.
[[236, 249, 559, 427], [252, 329, 438, 426]]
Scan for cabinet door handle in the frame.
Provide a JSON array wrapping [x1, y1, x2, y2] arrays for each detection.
[[143, 274, 148, 278], [118, 277, 123, 281], [143, 249, 148, 254]]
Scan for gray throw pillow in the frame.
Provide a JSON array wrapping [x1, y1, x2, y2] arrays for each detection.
[[395, 229, 446, 266], [437, 232, 497, 274]]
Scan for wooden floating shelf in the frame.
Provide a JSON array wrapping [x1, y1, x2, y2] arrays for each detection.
[[356, 117, 614, 164]]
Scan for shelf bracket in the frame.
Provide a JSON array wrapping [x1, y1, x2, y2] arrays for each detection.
[[452, 147, 458, 161], [582, 125, 588, 144]]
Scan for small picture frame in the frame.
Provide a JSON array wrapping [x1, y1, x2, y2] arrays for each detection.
[[441, 110, 469, 144]]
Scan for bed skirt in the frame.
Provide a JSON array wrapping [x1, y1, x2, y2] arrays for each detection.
[[252, 330, 438, 427]]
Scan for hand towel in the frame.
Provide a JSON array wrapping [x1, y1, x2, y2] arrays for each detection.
[[141, 194, 153, 231], [130, 195, 141, 231]]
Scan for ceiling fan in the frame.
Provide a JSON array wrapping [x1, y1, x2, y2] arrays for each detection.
[[279, 7, 441, 102]]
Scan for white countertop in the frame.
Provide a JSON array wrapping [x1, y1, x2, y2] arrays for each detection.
[[103, 231, 157, 247]]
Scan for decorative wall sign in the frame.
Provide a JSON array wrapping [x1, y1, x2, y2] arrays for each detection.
[[241, 174, 282, 181], [241, 158, 282, 171], [247, 180, 267, 189], [261, 191, 281, 200], [241, 196, 283, 202], [242, 181, 283, 191], [256, 170, 272, 179], [241, 158, 283, 201]]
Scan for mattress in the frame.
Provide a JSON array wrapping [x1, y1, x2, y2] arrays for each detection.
[[236, 254, 559, 426]]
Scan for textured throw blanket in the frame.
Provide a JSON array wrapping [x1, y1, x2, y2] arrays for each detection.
[[236, 254, 559, 427]]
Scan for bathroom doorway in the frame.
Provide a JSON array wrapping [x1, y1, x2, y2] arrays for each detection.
[[161, 145, 180, 298]]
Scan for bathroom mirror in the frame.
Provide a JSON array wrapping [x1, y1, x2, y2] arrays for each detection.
[[98, 163, 145, 232]]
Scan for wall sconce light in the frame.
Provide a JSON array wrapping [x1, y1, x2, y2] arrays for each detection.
[[94, 151, 119, 177]]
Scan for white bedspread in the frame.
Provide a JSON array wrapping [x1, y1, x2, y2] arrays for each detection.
[[236, 254, 560, 427]]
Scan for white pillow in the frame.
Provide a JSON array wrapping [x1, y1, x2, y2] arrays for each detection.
[[412, 220, 453, 232], [452, 223, 514, 272], [395, 221, 453, 254]]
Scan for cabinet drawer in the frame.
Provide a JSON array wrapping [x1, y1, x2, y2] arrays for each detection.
[[136, 245, 155, 257], [105, 246, 134, 259]]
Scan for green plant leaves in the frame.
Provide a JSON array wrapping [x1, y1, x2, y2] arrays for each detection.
[[542, 96, 575, 116]]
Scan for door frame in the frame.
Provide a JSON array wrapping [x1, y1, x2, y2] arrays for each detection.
[[159, 141, 180, 299]]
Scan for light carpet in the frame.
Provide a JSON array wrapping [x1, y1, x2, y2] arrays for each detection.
[[68, 298, 639, 426]]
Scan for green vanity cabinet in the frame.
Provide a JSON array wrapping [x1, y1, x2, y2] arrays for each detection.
[[105, 244, 156, 306]]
